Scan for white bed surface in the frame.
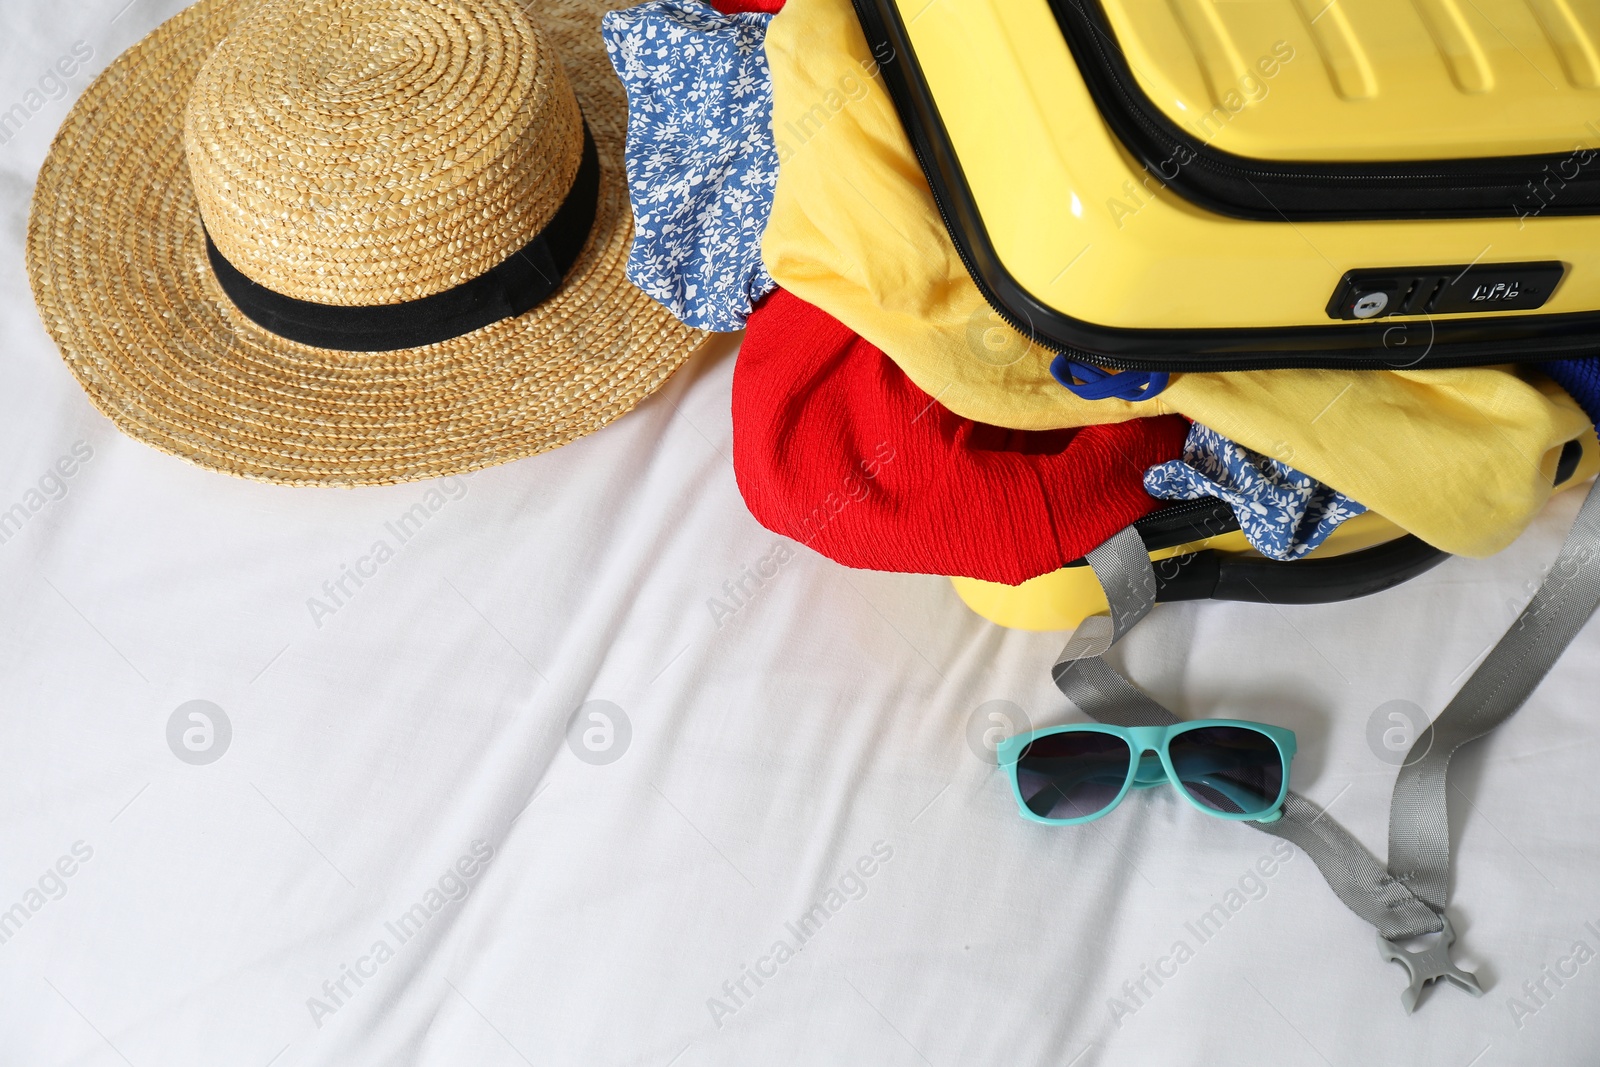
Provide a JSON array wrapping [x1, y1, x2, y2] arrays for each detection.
[[3, 4, 1599, 1064]]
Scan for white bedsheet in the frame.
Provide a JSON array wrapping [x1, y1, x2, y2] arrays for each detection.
[[4, 3, 1600, 1065]]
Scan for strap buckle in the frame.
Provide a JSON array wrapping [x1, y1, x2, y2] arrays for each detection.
[[1376, 913, 1485, 1013]]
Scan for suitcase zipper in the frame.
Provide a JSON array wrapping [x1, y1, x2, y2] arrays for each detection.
[[1069, 6, 1483, 186], [848, 0, 1600, 371], [1057, 497, 1242, 566], [1052, 0, 1600, 219]]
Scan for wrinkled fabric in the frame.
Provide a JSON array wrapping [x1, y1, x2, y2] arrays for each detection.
[[733, 288, 1191, 584], [602, 0, 778, 330], [761, 0, 1594, 557], [1146, 423, 1366, 561]]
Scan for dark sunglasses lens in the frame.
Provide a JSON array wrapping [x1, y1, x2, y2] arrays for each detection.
[[1167, 726, 1285, 816], [1014, 732, 1133, 821]]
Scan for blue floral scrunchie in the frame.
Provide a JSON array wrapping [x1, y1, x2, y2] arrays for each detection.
[[1144, 423, 1367, 561], [602, 0, 779, 331]]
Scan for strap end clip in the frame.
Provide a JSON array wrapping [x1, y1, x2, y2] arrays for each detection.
[[1377, 914, 1485, 1013]]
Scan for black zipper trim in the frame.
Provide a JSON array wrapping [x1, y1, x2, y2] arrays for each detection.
[[850, 0, 1600, 371], [1056, 498, 1238, 568], [1060, 437, 1582, 576], [1058, 498, 1452, 610], [1052, 0, 1600, 223], [1132, 497, 1238, 548]]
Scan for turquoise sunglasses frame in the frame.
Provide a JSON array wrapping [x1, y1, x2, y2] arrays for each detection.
[[997, 721, 1297, 826]]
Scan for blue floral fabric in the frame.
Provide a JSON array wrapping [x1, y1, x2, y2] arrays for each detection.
[[601, 0, 779, 332], [1144, 423, 1367, 561]]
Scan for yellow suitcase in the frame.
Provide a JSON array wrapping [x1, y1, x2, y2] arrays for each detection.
[[852, 0, 1600, 371]]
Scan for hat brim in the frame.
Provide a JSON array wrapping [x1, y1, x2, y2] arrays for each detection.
[[26, 0, 706, 486]]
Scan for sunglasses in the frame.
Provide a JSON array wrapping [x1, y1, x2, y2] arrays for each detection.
[[997, 722, 1297, 826]]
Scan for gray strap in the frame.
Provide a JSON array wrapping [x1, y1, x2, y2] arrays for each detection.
[[1388, 476, 1600, 911], [1054, 527, 1158, 663], [1052, 479, 1600, 1009], [1052, 529, 1174, 728], [1053, 528, 1444, 938], [1052, 656, 1179, 729], [1252, 794, 1440, 939]]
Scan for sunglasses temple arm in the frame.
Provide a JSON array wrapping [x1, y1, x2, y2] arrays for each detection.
[[1183, 773, 1280, 816]]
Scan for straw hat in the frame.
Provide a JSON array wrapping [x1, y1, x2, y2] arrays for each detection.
[[27, 0, 706, 486]]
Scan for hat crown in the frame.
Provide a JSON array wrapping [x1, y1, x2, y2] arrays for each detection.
[[184, 0, 584, 307]]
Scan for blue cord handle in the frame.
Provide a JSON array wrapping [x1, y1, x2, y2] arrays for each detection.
[[1050, 354, 1170, 401]]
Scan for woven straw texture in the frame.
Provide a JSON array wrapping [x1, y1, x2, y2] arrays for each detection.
[[27, 0, 706, 486]]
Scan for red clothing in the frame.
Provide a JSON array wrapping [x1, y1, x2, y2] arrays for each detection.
[[709, 0, 785, 12], [732, 289, 1190, 584]]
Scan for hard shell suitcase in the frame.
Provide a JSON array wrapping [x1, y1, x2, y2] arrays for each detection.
[[851, 0, 1600, 371]]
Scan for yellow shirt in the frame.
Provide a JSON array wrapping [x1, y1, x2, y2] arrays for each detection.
[[762, 0, 1592, 557]]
